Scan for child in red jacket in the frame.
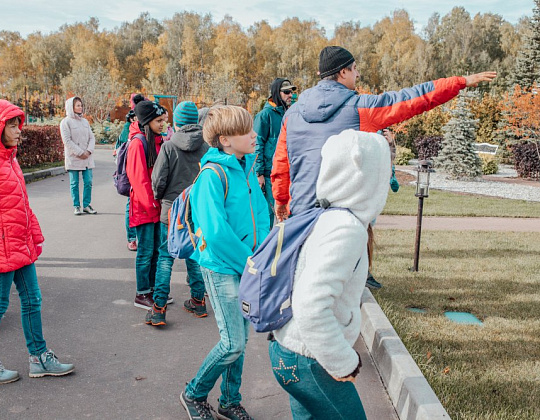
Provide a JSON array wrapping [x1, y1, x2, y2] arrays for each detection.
[[126, 101, 168, 310], [0, 100, 74, 384]]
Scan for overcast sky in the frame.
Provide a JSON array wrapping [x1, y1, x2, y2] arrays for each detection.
[[2, 0, 535, 37]]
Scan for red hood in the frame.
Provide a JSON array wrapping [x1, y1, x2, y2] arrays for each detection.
[[0, 99, 25, 158], [128, 121, 163, 145]]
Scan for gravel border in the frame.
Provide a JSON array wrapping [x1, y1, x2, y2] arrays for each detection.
[[398, 167, 540, 202]]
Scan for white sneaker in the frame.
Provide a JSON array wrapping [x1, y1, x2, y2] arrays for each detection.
[[74, 206, 82, 216], [83, 205, 97, 214]]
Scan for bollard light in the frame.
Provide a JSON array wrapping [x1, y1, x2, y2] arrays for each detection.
[[412, 160, 434, 272]]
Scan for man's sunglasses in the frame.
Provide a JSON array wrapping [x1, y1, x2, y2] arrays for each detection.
[[281, 90, 293, 95]]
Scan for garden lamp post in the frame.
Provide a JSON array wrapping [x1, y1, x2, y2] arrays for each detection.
[[412, 160, 434, 272]]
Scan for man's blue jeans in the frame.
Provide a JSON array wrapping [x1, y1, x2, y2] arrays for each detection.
[[185, 267, 249, 408], [263, 176, 275, 229], [0, 263, 47, 356], [269, 340, 366, 420], [134, 222, 160, 294], [68, 168, 92, 208], [125, 198, 137, 242]]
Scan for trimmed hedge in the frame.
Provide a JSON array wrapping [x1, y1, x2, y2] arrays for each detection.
[[478, 153, 499, 175], [512, 141, 540, 180], [414, 136, 443, 160], [395, 146, 415, 165], [17, 126, 64, 169]]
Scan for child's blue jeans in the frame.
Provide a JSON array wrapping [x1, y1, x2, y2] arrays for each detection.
[[134, 222, 159, 294], [185, 267, 249, 408], [269, 340, 366, 420], [0, 263, 47, 356]]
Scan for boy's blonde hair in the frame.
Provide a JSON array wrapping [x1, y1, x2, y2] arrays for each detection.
[[202, 105, 253, 149]]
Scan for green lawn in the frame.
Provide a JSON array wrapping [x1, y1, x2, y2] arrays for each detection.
[[383, 185, 540, 218], [372, 230, 540, 420]]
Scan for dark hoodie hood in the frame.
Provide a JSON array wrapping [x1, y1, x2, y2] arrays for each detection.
[[270, 78, 289, 110], [295, 80, 357, 123], [170, 124, 205, 152]]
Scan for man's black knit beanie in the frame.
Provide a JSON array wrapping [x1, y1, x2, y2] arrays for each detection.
[[319, 46, 355, 79], [134, 101, 166, 126]]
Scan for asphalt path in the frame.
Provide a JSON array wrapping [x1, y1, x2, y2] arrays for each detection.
[[1, 148, 397, 419]]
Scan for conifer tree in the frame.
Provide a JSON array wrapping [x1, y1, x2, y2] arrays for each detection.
[[511, 0, 540, 88], [436, 91, 482, 179]]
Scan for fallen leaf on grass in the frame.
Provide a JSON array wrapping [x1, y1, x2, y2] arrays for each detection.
[[427, 351, 432, 360], [443, 366, 450, 375], [448, 297, 456, 301]]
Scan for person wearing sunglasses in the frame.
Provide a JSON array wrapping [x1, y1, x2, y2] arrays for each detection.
[[254, 78, 296, 228]]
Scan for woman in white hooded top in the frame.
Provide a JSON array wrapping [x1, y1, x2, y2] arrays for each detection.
[[60, 96, 97, 215], [269, 129, 391, 420]]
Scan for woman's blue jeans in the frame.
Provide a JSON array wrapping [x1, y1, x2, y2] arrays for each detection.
[[125, 198, 137, 242], [134, 222, 160, 294], [68, 168, 92, 208], [185, 267, 249, 408], [0, 263, 47, 356], [269, 340, 366, 420]]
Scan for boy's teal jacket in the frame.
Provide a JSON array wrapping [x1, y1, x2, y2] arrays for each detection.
[[190, 148, 270, 275], [253, 101, 285, 177]]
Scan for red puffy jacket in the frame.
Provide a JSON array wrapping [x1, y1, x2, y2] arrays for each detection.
[[0, 100, 44, 273], [126, 122, 162, 227]]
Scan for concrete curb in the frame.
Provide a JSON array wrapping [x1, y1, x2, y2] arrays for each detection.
[[361, 288, 450, 420], [23, 166, 66, 183]]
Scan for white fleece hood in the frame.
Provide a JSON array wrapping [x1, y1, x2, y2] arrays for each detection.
[[64, 96, 82, 120], [316, 129, 391, 227]]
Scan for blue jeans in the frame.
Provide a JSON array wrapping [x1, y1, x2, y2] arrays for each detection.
[[269, 341, 366, 420], [125, 198, 137, 242], [68, 168, 92, 208], [185, 267, 249, 407], [153, 222, 174, 307], [0, 264, 47, 356], [134, 222, 160, 294], [186, 258, 205, 301]]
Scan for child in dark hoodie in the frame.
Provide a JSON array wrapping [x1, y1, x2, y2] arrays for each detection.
[[146, 101, 209, 326]]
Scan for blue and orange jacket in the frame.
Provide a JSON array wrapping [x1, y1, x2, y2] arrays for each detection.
[[271, 77, 466, 215], [190, 148, 270, 275]]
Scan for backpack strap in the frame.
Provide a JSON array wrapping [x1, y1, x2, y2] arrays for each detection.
[[199, 162, 228, 200], [132, 133, 148, 157]]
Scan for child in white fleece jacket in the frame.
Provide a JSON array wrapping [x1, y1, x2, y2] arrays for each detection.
[[269, 129, 391, 420]]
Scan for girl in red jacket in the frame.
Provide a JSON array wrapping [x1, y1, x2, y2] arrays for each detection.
[[0, 100, 74, 384], [126, 101, 168, 310]]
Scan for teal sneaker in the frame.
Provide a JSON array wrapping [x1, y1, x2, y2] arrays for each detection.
[[366, 272, 382, 290], [216, 403, 253, 420], [29, 350, 75, 378], [145, 304, 167, 326], [180, 391, 216, 419], [0, 360, 19, 384]]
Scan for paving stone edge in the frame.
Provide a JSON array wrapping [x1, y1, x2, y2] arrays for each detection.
[[361, 288, 451, 420], [23, 166, 66, 183]]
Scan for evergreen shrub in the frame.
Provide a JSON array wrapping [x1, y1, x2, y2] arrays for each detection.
[[17, 126, 64, 169]]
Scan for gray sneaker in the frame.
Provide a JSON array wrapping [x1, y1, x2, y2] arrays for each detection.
[[83, 205, 97, 214], [74, 206, 82, 216], [29, 349, 75, 378], [0, 360, 19, 384]]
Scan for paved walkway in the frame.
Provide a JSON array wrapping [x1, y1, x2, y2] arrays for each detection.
[[1, 149, 398, 419], [377, 215, 540, 232]]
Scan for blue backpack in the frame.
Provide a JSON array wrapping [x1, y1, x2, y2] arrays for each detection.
[[167, 163, 228, 259], [239, 205, 345, 332], [113, 134, 147, 196]]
